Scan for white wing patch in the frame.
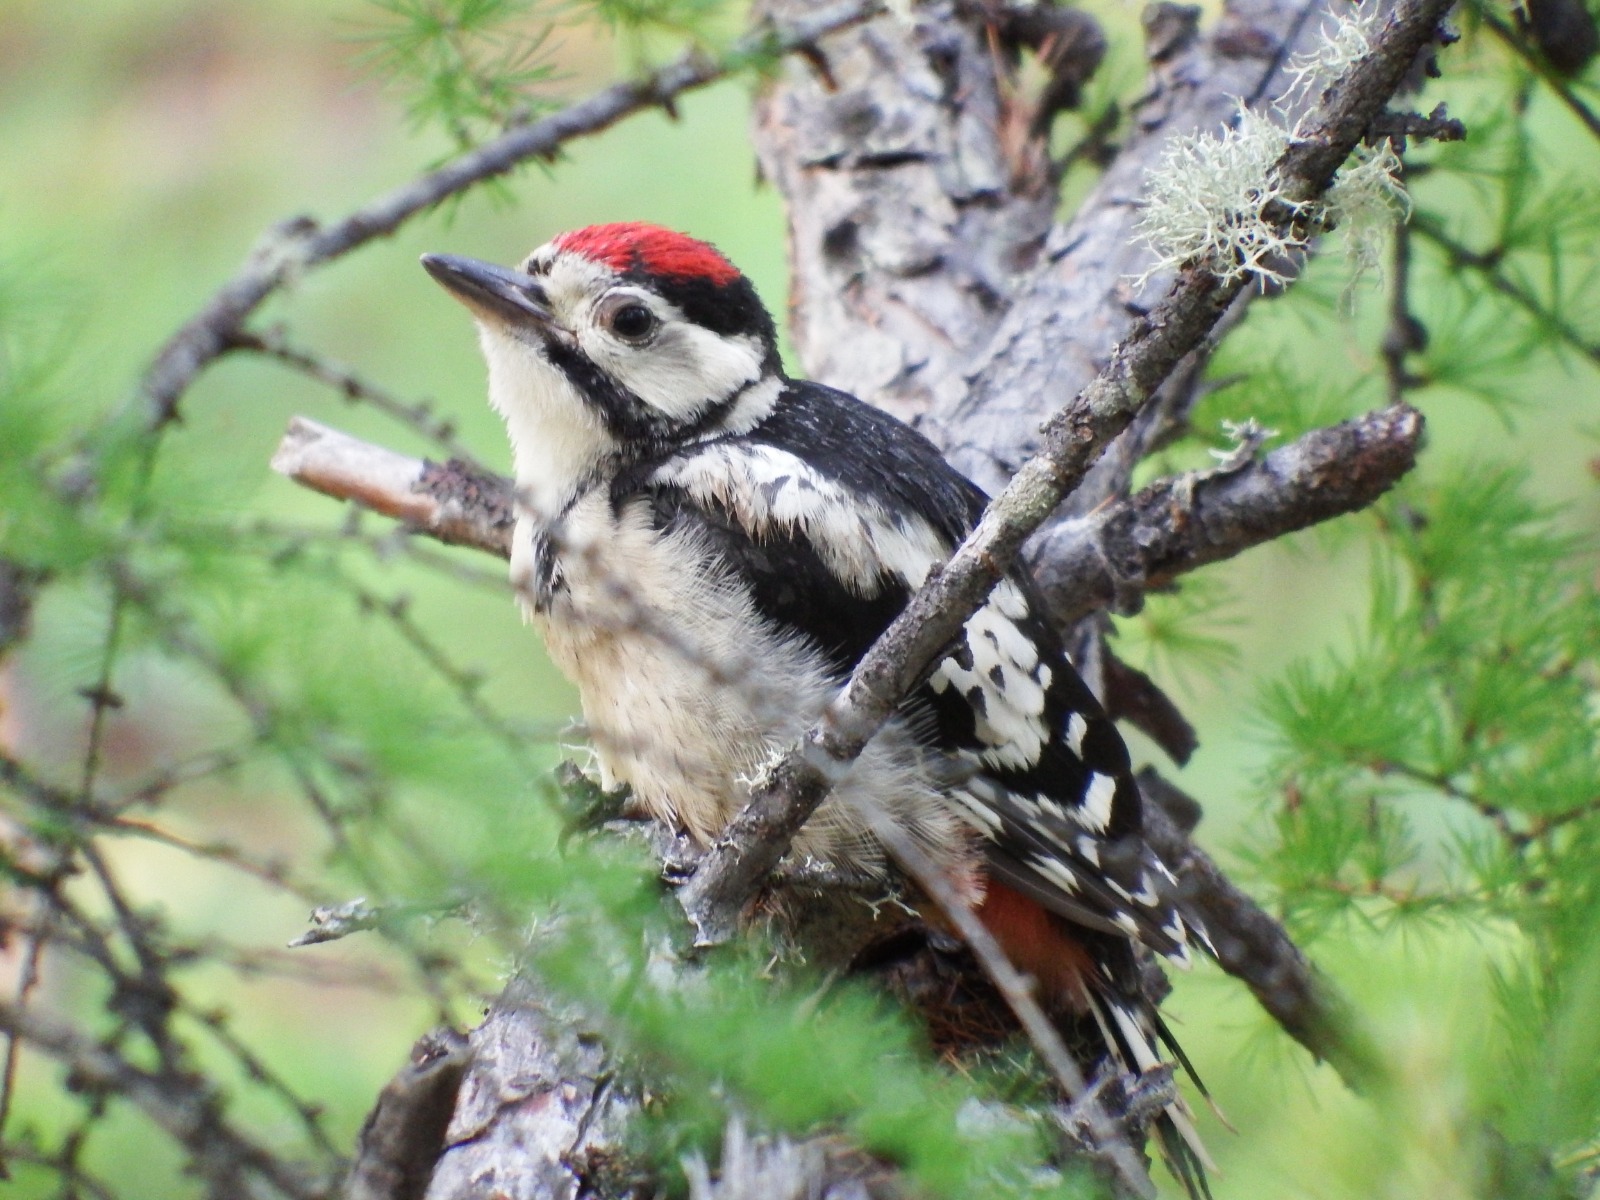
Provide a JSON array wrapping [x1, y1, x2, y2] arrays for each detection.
[[655, 438, 1208, 973], [659, 449, 1058, 779], [1065, 712, 1088, 756], [1078, 772, 1118, 832], [929, 581, 1056, 772], [655, 444, 947, 595], [950, 786, 1004, 836], [1030, 854, 1083, 895]]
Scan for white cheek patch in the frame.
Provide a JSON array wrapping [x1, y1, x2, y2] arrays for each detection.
[[582, 313, 765, 423], [718, 375, 782, 435], [656, 444, 949, 596]]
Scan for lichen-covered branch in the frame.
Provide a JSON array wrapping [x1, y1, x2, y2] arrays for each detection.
[[269, 406, 1421, 673], [752, 0, 1336, 456], [747, 0, 1064, 424], [271, 401, 1417, 1095], [933, 0, 1334, 494]]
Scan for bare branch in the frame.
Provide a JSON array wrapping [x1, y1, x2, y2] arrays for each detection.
[[1367, 102, 1467, 149], [271, 417, 513, 556], [421, 981, 635, 1200], [1026, 404, 1425, 626], [268, 403, 1421, 657], [0, 997, 331, 1200], [1381, 169, 1427, 404]]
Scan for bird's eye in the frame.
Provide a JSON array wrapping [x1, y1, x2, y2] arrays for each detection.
[[608, 303, 657, 342]]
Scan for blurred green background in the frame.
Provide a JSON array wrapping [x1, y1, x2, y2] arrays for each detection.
[[2, 0, 1598, 1196]]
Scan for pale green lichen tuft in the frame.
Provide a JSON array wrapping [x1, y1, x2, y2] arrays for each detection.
[[1280, 1, 1390, 106], [1135, 107, 1304, 288], [1134, 2, 1409, 291], [1327, 138, 1412, 284]]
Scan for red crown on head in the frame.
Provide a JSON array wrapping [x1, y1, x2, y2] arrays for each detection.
[[552, 223, 741, 286]]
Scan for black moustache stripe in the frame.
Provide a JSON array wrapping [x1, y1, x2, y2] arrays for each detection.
[[672, 369, 780, 444], [541, 340, 672, 444], [542, 337, 783, 451]]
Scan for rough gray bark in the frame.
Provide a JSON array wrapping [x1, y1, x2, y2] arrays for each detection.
[[418, 983, 639, 1200], [753, 0, 1332, 495], [678, 0, 1456, 946], [750, 0, 1064, 424], [347, 1031, 472, 1200]]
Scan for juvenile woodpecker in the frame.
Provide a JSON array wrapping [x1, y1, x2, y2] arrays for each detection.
[[423, 224, 1211, 1190]]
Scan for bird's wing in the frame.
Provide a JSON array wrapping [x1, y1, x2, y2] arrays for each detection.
[[626, 381, 1197, 960]]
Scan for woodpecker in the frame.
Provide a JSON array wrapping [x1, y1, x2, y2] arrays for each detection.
[[422, 224, 1212, 1193]]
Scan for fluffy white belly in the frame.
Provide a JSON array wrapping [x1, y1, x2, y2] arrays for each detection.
[[515, 490, 970, 876]]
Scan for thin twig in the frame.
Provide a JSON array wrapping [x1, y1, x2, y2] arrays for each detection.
[[229, 328, 480, 462], [343, 581, 544, 763], [1412, 215, 1600, 367], [0, 1140, 120, 1200], [1478, 6, 1600, 142], [1371, 758, 1522, 845], [249, 519, 512, 592], [855, 802, 1157, 1197], [1381, 164, 1427, 405], [0, 997, 332, 1200], [0, 934, 44, 1176]]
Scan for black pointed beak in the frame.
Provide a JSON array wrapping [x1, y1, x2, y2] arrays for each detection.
[[421, 253, 557, 331]]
